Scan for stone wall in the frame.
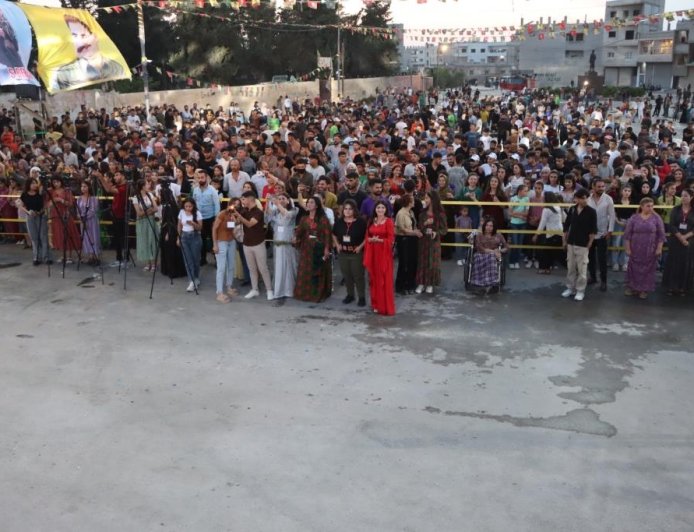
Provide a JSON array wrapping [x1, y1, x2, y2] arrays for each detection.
[[2, 74, 430, 137]]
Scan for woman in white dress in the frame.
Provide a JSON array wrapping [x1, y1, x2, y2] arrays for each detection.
[[265, 192, 299, 299]]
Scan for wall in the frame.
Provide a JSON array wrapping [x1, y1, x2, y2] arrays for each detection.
[[2, 74, 429, 137]]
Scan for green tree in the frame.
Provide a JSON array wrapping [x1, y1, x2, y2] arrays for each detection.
[[342, 1, 397, 78]]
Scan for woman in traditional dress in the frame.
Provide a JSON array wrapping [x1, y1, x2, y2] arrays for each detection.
[[663, 188, 694, 296], [266, 192, 299, 299], [76, 181, 101, 265], [46, 176, 80, 264], [623, 197, 666, 299], [415, 190, 448, 294], [132, 179, 159, 272], [470, 216, 508, 293], [159, 183, 187, 278], [363, 200, 395, 315], [481, 175, 507, 230], [293, 196, 332, 303], [394, 193, 421, 295]]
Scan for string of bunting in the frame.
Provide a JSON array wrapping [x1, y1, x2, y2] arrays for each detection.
[[399, 9, 694, 44], [96, 0, 341, 10], [100, 2, 395, 38]]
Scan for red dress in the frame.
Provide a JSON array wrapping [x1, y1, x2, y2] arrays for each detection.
[[47, 188, 81, 252], [363, 218, 395, 315]]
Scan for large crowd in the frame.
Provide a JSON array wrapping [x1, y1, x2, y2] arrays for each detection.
[[1, 83, 693, 314]]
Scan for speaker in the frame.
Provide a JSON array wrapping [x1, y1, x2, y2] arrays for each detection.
[[14, 84, 41, 101]]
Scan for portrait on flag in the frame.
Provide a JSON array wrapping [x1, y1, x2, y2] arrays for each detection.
[[19, 4, 130, 93], [0, 0, 39, 86]]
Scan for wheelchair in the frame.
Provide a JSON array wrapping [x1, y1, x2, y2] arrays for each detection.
[[463, 231, 506, 293]]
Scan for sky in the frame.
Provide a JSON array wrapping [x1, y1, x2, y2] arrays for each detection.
[[19, 0, 694, 29]]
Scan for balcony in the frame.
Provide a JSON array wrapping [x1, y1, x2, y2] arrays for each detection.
[[675, 42, 689, 55]]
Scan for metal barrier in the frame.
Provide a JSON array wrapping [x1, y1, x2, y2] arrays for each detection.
[[0, 194, 676, 250]]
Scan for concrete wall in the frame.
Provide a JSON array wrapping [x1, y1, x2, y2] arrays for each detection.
[[3, 74, 427, 118]]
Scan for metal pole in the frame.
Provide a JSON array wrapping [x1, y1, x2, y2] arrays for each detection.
[[336, 25, 341, 99], [137, 0, 150, 117]]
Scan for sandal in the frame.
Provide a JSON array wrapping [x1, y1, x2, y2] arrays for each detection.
[[216, 293, 230, 304], [624, 288, 634, 296], [639, 292, 648, 299]]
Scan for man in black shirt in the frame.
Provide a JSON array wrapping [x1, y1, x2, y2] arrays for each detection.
[[337, 172, 367, 212], [562, 188, 597, 302]]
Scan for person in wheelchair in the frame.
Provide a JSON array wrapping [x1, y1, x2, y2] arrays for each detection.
[[466, 216, 508, 294]]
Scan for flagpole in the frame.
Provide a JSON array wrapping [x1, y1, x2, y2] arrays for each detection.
[[137, 0, 150, 117]]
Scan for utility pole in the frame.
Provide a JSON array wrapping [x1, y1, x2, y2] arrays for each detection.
[[336, 26, 341, 99], [137, 0, 150, 117]]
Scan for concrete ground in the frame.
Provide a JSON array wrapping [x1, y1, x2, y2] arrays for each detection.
[[1, 244, 693, 532]]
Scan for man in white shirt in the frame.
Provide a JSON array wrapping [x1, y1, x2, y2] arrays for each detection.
[[306, 153, 326, 181], [586, 178, 615, 292], [125, 109, 141, 132], [223, 159, 250, 198]]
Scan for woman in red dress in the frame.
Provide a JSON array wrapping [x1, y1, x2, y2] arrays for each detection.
[[363, 200, 395, 315], [46, 176, 81, 263]]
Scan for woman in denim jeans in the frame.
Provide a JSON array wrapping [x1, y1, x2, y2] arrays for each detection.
[[508, 184, 529, 269], [611, 185, 634, 272], [177, 198, 203, 292]]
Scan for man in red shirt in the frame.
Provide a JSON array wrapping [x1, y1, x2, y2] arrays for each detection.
[[97, 170, 128, 267]]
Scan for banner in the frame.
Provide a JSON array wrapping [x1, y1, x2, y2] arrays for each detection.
[[19, 4, 130, 93], [0, 1, 39, 86]]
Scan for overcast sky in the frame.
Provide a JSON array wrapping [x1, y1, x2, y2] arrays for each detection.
[[20, 0, 694, 29]]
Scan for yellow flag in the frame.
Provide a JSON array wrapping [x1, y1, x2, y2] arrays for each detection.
[[19, 4, 131, 93]]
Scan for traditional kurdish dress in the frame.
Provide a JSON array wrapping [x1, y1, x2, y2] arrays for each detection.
[[47, 187, 80, 252], [76, 195, 101, 257], [267, 206, 299, 298], [294, 213, 332, 302], [134, 192, 159, 263], [363, 218, 395, 315], [470, 233, 507, 287], [663, 205, 694, 293], [623, 213, 666, 293], [416, 208, 448, 286]]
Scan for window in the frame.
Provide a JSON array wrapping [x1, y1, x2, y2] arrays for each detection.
[[625, 52, 633, 59], [576, 33, 584, 42], [565, 50, 585, 58], [609, 10, 616, 18], [633, 9, 640, 16], [471, 48, 476, 53], [608, 31, 616, 38], [608, 52, 615, 58], [480, 48, 486, 53], [623, 10, 629, 17], [625, 30, 635, 40]]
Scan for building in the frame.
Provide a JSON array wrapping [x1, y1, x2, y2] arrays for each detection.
[[400, 44, 439, 72], [516, 18, 603, 87], [673, 19, 694, 89], [439, 41, 519, 82], [602, 0, 665, 86], [636, 30, 674, 88]]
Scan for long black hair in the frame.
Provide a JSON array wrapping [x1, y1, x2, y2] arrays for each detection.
[[308, 194, 326, 221], [369, 199, 390, 225]]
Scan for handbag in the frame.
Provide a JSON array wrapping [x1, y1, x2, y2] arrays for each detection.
[[234, 222, 244, 244]]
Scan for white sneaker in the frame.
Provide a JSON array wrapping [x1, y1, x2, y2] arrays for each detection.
[[612, 264, 620, 272], [109, 260, 122, 268], [457, 260, 464, 266], [266, 290, 274, 301], [415, 285, 424, 294], [561, 288, 575, 298], [244, 289, 260, 299], [186, 281, 195, 292], [195, 279, 200, 288], [622, 264, 628, 272], [425, 286, 433, 294], [525, 260, 532, 269], [533, 260, 539, 269], [574, 291, 585, 301]]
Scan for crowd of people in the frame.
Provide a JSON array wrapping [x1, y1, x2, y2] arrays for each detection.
[[1, 83, 693, 314]]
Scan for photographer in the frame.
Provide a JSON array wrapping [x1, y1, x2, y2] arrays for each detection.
[[96, 170, 129, 268]]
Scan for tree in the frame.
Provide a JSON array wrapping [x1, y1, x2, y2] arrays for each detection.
[[342, 1, 397, 78]]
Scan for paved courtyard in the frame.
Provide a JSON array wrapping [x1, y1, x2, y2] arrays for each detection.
[[1, 245, 693, 532]]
